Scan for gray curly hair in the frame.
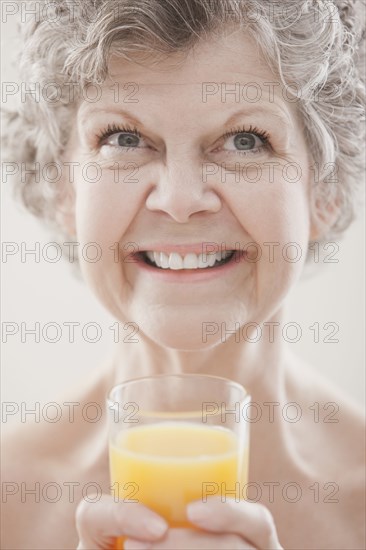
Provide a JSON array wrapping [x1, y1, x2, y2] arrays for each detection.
[[2, 0, 365, 252]]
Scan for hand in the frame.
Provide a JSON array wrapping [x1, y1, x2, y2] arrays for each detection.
[[124, 497, 283, 550], [76, 494, 168, 549], [75, 494, 282, 550]]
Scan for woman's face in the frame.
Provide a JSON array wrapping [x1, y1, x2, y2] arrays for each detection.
[[65, 30, 312, 350]]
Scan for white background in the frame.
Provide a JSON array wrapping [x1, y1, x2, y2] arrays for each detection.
[[1, 10, 365, 416]]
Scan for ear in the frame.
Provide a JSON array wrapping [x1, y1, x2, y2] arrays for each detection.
[[309, 193, 341, 241]]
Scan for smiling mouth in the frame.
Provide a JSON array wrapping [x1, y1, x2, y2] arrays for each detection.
[[139, 250, 236, 270]]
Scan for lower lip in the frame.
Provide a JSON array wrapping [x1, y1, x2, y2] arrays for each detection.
[[132, 251, 246, 282]]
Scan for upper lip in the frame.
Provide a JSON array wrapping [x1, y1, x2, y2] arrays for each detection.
[[136, 243, 237, 255]]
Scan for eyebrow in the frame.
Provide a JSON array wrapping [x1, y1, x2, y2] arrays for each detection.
[[224, 106, 292, 128], [79, 103, 293, 134], [79, 107, 141, 128]]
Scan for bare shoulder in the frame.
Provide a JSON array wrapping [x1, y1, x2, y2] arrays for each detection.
[[277, 354, 366, 548], [283, 352, 364, 488], [1, 417, 79, 548], [284, 353, 365, 495], [1, 422, 55, 549], [1, 420, 53, 486], [284, 352, 365, 464], [2, 359, 113, 481], [1, 366, 112, 549]]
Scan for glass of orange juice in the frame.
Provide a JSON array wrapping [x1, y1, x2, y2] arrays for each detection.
[[107, 374, 251, 549]]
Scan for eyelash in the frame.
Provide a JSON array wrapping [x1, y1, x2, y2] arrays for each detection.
[[97, 123, 141, 143], [222, 124, 270, 145], [96, 123, 271, 151]]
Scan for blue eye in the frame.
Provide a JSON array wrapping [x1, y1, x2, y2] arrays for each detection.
[[97, 124, 146, 149], [221, 126, 270, 155], [233, 133, 256, 150], [224, 132, 267, 152], [116, 133, 140, 148]]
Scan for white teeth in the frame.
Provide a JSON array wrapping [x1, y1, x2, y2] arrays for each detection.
[[197, 254, 208, 268], [160, 252, 170, 269], [144, 250, 233, 270], [207, 254, 217, 267], [169, 252, 184, 270], [183, 253, 198, 269], [153, 252, 169, 269]]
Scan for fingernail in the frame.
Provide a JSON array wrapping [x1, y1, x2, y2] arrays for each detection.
[[187, 501, 210, 521], [143, 516, 168, 537], [124, 540, 152, 550]]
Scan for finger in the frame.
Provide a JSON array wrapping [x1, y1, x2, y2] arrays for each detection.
[[76, 494, 168, 549], [187, 497, 283, 550], [125, 528, 256, 550]]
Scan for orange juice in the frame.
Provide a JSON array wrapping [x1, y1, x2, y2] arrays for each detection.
[[109, 422, 248, 548]]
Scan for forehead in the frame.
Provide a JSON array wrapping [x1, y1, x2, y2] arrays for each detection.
[[78, 29, 297, 130], [108, 29, 272, 85]]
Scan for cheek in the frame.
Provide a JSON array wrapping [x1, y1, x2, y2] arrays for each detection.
[[73, 169, 144, 247], [72, 170, 144, 308], [224, 170, 311, 316], [227, 166, 311, 251]]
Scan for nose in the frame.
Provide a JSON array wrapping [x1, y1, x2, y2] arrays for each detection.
[[145, 156, 222, 223]]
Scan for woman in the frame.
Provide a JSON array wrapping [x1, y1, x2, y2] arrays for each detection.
[[2, 0, 365, 549]]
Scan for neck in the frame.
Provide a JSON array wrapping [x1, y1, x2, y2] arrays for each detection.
[[110, 308, 288, 401]]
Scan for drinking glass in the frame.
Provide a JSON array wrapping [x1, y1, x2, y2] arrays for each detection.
[[107, 373, 251, 549]]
